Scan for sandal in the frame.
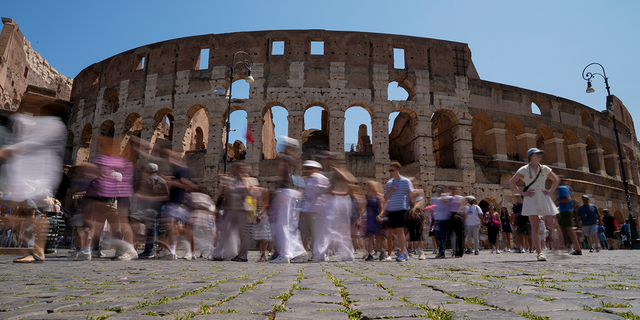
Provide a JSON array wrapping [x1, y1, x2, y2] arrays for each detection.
[[13, 253, 44, 263], [257, 257, 266, 262]]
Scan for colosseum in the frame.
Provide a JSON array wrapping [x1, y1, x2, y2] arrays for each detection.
[[66, 29, 640, 224]]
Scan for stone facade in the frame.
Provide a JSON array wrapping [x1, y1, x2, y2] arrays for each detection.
[[0, 18, 72, 113], [67, 30, 640, 224]]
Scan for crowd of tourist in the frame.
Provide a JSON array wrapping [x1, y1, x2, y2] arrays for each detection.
[[0, 105, 635, 263]]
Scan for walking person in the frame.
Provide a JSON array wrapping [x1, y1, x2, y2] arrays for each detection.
[[508, 148, 561, 261], [576, 195, 601, 252], [621, 219, 631, 249], [362, 180, 386, 261], [383, 161, 415, 262], [485, 205, 501, 254], [464, 196, 483, 255], [602, 209, 616, 250], [433, 188, 452, 258], [500, 207, 513, 252], [448, 187, 466, 258], [555, 185, 582, 255]]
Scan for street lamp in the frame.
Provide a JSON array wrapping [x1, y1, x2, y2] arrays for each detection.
[[222, 51, 254, 173], [582, 62, 639, 248]]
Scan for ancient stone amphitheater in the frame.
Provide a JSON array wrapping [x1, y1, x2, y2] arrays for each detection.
[[67, 30, 640, 221]]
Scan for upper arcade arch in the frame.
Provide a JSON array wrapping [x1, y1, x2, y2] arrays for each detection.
[[432, 109, 458, 169]]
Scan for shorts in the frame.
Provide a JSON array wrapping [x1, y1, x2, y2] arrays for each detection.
[[516, 224, 531, 236], [582, 224, 598, 237], [406, 219, 423, 242], [558, 211, 574, 228], [387, 210, 407, 229]]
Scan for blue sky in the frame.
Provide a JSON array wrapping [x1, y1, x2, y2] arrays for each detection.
[[4, 1, 640, 148]]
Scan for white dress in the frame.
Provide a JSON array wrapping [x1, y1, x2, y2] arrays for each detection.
[[516, 164, 559, 216]]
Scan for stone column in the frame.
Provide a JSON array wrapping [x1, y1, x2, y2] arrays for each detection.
[[544, 136, 566, 168], [88, 125, 101, 161], [329, 110, 346, 164], [568, 142, 589, 172], [624, 159, 633, 185], [454, 118, 474, 183], [485, 125, 507, 160], [171, 119, 189, 153], [415, 114, 435, 182], [140, 118, 158, 154], [516, 132, 537, 160], [245, 111, 263, 175], [372, 111, 390, 180], [287, 110, 304, 145]]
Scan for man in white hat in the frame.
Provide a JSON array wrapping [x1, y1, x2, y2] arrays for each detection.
[[300, 160, 329, 257], [465, 196, 484, 255]]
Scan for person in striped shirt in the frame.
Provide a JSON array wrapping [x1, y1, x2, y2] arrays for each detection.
[[384, 161, 415, 262]]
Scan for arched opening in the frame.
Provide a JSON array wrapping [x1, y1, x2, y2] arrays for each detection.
[[387, 81, 409, 101], [470, 114, 493, 157], [344, 106, 372, 152], [152, 109, 175, 153], [184, 105, 209, 152], [581, 110, 594, 128], [193, 127, 204, 150], [602, 140, 617, 178], [225, 109, 248, 162], [303, 105, 329, 158], [389, 109, 418, 166], [262, 105, 288, 159], [562, 129, 579, 170], [478, 199, 498, 216], [104, 87, 119, 114], [505, 119, 525, 161], [76, 124, 92, 164], [231, 79, 250, 99], [535, 125, 554, 165], [99, 120, 115, 137], [531, 102, 542, 115], [432, 110, 457, 169], [586, 136, 601, 174], [614, 210, 624, 224]]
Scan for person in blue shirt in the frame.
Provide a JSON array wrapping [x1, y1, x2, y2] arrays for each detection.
[[596, 221, 608, 250], [555, 186, 581, 255], [576, 195, 601, 252], [621, 219, 631, 249], [384, 161, 415, 262]]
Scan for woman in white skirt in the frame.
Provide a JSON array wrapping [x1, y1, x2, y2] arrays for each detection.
[[508, 148, 561, 261]]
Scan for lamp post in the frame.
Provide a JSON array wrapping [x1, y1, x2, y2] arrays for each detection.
[[582, 62, 639, 248], [222, 51, 254, 173]]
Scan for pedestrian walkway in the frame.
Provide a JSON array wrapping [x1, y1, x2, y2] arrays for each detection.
[[1, 250, 639, 319]]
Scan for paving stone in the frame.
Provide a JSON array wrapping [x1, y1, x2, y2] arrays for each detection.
[[274, 311, 349, 320], [452, 310, 528, 319], [351, 300, 406, 309], [191, 314, 269, 320], [359, 306, 426, 319], [285, 302, 342, 312], [21, 310, 115, 319], [129, 300, 201, 316], [535, 310, 626, 319]]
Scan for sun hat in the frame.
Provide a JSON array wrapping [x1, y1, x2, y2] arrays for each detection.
[[527, 148, 545, 158]]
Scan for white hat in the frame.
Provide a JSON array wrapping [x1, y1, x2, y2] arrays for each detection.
[[302, 160, 323, 169]]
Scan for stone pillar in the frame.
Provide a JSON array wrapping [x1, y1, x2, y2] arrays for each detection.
[[454, 118, 474, 183], [329, 110, 346, 164], [287, 110, 304, 144], [587, 148, 606, 176], [88, 125, 101, 160], [372, 111, 390, 180], [624, 159, 633, 185], [485, 125, 507, 160], [568, 142, 589, 172], [245, 111, 263, 175], [516, 132, 537, 160], [171, 119, 189, 153], [140, 118, 157, 154], [415, 114, 435, 182], [631, 161, 640, 189], [544, 136, 566, 168]]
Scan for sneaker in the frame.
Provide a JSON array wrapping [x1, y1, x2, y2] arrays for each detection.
[[379, 253, 388, 261], [435, 253, 446, 259], [570, 250, 582, 255], [382, 255, 393, 262], [138, 252, 155, 259], [474, 250, 479, 255], [418, 253, 425, 260], [537, 253, 547, 261], [365, 254, 374, 261], [507, 248, 511, 252], [114, 251, 135, 261], [69, 250, 91, 261], [92, 250, 106, 258], [270, 256, 290, 263], [396, 254, 406, 262], [491, 249, 495, 254], [589, 248, 594, 253], [158, 251, 177, 260], [496, 250, 501, 254]]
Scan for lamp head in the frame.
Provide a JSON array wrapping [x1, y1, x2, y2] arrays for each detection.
[[245, 70, 255, 83], [586, 80, 595, 93]]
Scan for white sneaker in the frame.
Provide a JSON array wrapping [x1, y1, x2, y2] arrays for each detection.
[[69, 250, 91, 261], [115, 252, 134, 261], [383, 256, 393, 261], [418, 254, 426, 260], [496, 250, 501, 254], [270, 256, 290, 263], [158, 251, 177, 260], [537, 253, 547, 261]]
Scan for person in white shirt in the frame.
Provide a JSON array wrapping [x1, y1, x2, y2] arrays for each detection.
[[465, 196, 484, 255]]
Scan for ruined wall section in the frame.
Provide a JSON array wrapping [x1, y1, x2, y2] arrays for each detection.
[[0, 18, 72, 112]]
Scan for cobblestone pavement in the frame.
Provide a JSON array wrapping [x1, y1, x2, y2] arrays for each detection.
[[1, 249, 640, 320]]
